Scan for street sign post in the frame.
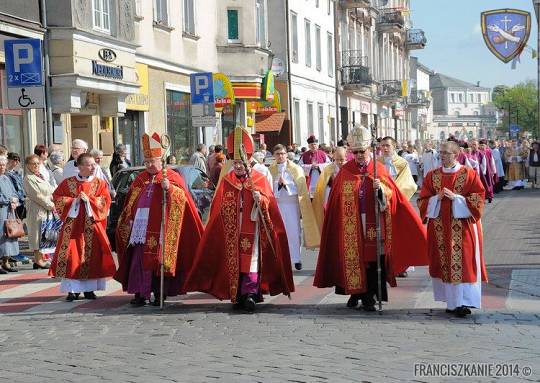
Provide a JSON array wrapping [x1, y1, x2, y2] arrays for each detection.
[[4, 39, 45, 109], [190, 72, 217, 126], [509, 124, 520, 138]]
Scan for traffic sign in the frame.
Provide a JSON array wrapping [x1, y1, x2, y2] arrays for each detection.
[[4, 38, 45, 109], [4, 39, 43, 86], [190, 72, 216, 126], [190, 72, 214, 104]]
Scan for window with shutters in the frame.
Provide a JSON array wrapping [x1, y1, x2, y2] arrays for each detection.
[[93, 0, 111, 34], [227, 9, 240, 42]]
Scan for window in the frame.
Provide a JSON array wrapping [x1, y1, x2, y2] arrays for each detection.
[[327, 32, 334, 77], [318, 104, 324, 141], [469, 94, 474, 103], [474, 111, 479, 116], [305, 19, 311, 67], [166, 90, 195, 162], [227, 9, 240, 42], [458, 93, 463, 103], [327, 0, 331, 15], [135, 0, 143, 19], [455, 111, 460, 117], [293, 99, 301, 143], [256, 0, 266, 47], [450, 93, 455, 103], [183, 0, 195, 35], [307, 102, 314, 134], [316, 0, 319, 7], [93, 0, 111, 33], [477, 94, 481, 103], [291, 12, 298, 63], [0, 66, 23, 156], [315, 25, 321, 71], [153, 0, 168, 25]]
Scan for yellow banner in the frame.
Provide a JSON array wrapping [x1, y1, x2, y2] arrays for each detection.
[[126, 63, 149, 111], [401, 79, 408, 97]]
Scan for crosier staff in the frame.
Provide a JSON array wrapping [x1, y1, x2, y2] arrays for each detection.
[[238, 144, 291, 299], [370, 124, 383, 313], [159, 134, 171, 310]]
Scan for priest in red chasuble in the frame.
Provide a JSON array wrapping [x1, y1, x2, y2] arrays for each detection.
[[114, 133, 204, 306], [49, 153, 116, 301], [184, 127, 294, 313], [417, 140, 487, 318], [314, 125, 428, 311]]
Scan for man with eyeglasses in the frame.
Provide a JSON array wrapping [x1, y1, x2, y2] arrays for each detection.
[[115, 133, 204, 307], [418, 140, 487, 318], [269, 144, 320, 271], [314, 125, 428, 312]]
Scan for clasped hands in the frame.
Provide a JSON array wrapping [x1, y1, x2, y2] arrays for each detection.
[[436, 187, 457, 201]]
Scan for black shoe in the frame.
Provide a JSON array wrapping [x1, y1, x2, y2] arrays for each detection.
[[454, 306, 469, 318], [152, 294, 167, 307], [83, 291, 97, 300], [397, 272, 408, 278], [33, 262, 50, 270], [445, 308, 455, 314], [346, 294, 360, 308], [66, 292, 79, 302], [363, 304, 376, 312], [130, 293, 146, 306], [0, 268, 7, 274], [294, 262, 302, 271], [243, 295, 256, 313], [460, 306, 472, 315]]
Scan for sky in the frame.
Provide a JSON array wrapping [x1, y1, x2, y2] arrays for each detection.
[[411, 0, 538, 89]]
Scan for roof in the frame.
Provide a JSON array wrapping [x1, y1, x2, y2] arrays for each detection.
[[430, 73, 490, 91], [255, 112, 286, 133]]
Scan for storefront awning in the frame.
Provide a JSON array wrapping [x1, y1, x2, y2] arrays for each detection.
[[255, 112, 286, 133]]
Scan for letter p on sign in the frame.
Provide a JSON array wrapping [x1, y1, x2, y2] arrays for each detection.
[[13, 44, 33, 72]]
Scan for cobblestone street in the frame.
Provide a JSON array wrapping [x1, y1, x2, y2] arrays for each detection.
[[1, 189, 540, 383]]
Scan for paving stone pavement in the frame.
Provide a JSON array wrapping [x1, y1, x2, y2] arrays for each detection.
[[1, 189, 539, 383]]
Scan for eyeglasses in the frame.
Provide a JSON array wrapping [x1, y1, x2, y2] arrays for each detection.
[[28, 162, 40, 165], [274, 152, 287, 156], [352, 149, 366, 154]]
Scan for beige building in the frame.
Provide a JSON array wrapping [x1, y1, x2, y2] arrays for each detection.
[[46, 0, 139, 157]]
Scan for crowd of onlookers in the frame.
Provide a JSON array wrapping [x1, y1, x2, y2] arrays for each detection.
[[0, 140, 132, 274]]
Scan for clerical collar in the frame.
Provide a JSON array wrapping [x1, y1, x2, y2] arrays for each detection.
[[442, 163, 462, 173], [76, 174, 94, 182]]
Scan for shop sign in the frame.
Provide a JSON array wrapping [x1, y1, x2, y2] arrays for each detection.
[[248, 90, 281, 115], [261, 70, 274, 102], [92, 60, 123, 80], [125, 63, 149, 111], [213, 73, 235, 110]]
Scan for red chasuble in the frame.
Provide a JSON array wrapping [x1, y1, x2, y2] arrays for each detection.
[[417, 167, 488, 284], [49, 177, 115, 280], [313, 160, 428, 295], [114, 168, 203, 290], [183, 170, 294, 303]]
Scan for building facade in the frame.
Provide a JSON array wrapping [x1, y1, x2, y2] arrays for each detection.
[[409, 56, 433, 142], [430, 72, 498, 140], [0, 0, 45, 157]]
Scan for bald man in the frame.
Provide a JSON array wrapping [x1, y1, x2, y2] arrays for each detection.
[[312, 147, 348, 232]]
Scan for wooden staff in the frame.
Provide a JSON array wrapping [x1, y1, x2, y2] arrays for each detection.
[[160, 135, 171, 310], [370, 125, 383, 313]]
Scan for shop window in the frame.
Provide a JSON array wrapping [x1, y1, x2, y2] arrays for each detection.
[[227, 9, 240, 43], [166, 90, 195, 162], [0, 66, 24, 156], [183, 0, 196, 35], [93, 0, 111, 34]]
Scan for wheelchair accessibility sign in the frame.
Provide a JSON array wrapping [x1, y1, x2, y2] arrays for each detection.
[[4, 39, 45, 109]]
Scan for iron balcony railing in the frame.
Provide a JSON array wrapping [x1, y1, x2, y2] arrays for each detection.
[[407, 90, 431, 108], [339, 0, 370, 9], [378, 80, 402, 100], [340, 51, 373, 87], [406, 29, 427, 49], [377, 8, 405, 32]]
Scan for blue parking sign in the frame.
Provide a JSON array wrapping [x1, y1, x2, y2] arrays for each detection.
[[4, 39, 43, 87], [190, 72, 214, 104]]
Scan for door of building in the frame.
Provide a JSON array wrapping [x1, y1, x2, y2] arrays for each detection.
[[118, 110, 142, 165]]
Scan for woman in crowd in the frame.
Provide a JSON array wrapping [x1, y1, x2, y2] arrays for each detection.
[[49, 151, 65, 186], [34, 144, 57, 188], [23, 155, 56, 269], [110, 144, 131, 177], [0, 155, 21, 273]]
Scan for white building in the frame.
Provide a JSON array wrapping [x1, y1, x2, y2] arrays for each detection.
[[430, 73, 498, 140], [335, 0, 427, 143], [409, 56, 433, 142], [268, 0, 337, 146]]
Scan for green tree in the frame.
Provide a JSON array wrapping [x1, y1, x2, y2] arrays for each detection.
[[492, 80, 538, 136]]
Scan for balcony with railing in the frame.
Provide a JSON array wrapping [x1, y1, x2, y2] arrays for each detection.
[[377, 8, 405, 33], [340, 51, 373, 88], [340, 0, 370, 9], [406, 29, 427, 50], [406, 90, 431, 108], [378, 80, 403, 101]]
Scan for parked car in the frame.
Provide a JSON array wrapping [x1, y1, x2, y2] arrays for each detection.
[[107, 165, 214, 250]]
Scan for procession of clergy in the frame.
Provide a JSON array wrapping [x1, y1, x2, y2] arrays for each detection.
[[49, 125, 490, 318]]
